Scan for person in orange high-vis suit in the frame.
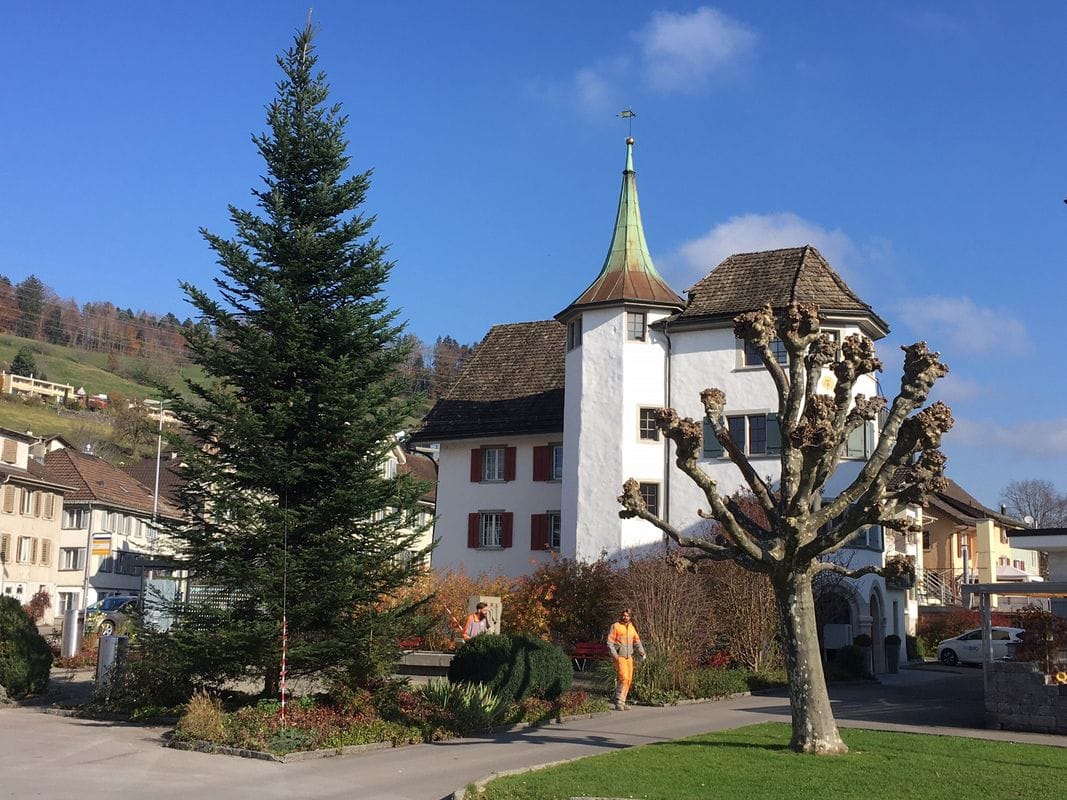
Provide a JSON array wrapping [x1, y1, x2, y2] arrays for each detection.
[[606, 608, 646, 710]]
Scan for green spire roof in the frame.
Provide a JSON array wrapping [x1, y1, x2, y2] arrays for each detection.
[[559, 137, 684, 317]]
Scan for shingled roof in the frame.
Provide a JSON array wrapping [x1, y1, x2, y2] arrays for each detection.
[[557, 138, 684, 318], [398, 449, 437, 504], [44, 448, 183, 520], [928, 478, 1023, 529], [672, 246, 889, 337], [412, 321, 565, 442], [122, 453, 185, 507]]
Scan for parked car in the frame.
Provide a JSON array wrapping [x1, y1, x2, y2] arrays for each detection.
[[84, 595, 139, 636], [937, 627, 1025, 666]]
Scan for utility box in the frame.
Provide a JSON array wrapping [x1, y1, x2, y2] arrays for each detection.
[[96, 635, 129, 694], [467, 595, 502, 635], [61, 607, 81, 658]]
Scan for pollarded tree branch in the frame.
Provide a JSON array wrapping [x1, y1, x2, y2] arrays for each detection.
[[811, 561, 882, 580], [815, 343, 949, 530], [651, 407, 776, 567], [617, 479, 768, 573], [695, 392, 776, 517]]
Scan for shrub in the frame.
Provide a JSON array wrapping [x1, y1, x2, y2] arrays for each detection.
[[623, 653, 685, 705], [22, 589, 51, 623], [826, 644, 869, 680], [906, 634, 923, 661], [448, 633, 572, 701], [693, 667, 751, 699], [176, 691, 225, 742], [420, 680, 508, 734], [1011, 606, 1067, 672], [0, 596, 53, 698]]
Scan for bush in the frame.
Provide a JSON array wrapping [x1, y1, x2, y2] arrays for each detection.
[[826, 644, 869, 680], [419, 680, 508, 734], [0, 596, 53, 698], [176, 691, 225, 742], [693, 667, 751, 699], [906, 634, 923, 661], [448, 633, 572, 702]]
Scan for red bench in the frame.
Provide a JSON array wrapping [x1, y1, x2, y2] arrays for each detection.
[[571, 641, 610, 671]]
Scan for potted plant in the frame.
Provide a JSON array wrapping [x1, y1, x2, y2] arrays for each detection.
[[884, 634, 902, 673]]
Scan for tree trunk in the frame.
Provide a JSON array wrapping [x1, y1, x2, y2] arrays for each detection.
[[772, 568, 848, 754]]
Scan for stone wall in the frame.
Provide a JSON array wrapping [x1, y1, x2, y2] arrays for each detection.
[[986, 660, 1067, 734]]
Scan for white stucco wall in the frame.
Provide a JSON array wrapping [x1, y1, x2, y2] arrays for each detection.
[[563, 306, 672, 563], [434, 435, 563, 577]]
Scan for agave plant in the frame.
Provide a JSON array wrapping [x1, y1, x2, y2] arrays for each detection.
[[419, 680, 508, 734]]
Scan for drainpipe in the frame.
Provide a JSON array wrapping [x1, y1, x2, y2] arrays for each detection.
[[0, 475, 9, 597], [661, 318, 673, 543], [81, 502, 94, 611]]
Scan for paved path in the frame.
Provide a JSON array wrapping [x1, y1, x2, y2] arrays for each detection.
[[1, 666, 1062, 800]]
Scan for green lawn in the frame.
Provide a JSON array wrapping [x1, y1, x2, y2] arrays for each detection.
[[478, 723, 1064, 800]]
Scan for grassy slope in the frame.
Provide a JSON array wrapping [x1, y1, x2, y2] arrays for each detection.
[[480, 723, 1063, 800], [0, 333, 203, 443]]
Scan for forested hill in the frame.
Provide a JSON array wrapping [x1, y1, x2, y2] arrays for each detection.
[[0, 273, 477, 407]]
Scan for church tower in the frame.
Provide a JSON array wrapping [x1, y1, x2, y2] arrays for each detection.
[[556, 138, 685, 560]]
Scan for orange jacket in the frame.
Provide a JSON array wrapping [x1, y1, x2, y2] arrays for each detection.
[[606, 621, 646, 659]]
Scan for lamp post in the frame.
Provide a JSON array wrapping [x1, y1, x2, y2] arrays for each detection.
[[150, 399, 168, 550]]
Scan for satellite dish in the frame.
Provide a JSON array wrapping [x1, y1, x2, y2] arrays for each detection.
[[1024, 515, 1034, 526]]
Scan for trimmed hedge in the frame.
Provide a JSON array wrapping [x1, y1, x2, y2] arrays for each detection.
[[447, 633, 572, 701], [0, 596, 53, 698]]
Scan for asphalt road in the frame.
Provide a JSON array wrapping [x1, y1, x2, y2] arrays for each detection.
[[1, 666, 1059, 800]]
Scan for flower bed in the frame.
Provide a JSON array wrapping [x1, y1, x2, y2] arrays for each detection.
[[171, 684, 608, 757]]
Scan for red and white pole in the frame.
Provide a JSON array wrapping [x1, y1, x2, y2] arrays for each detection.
[[280, 614, 288, 724]]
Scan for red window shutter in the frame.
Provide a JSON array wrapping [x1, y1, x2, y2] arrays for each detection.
[[470, 448, 483, 482], [504, 447, 516, 481], [532, 446, 551, 481], [501, 512, 513, 548], [467, 513, 480, 548], [530, 514, 547, 550]]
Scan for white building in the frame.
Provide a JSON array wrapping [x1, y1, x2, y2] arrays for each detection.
[[415, 137, 912, 668]]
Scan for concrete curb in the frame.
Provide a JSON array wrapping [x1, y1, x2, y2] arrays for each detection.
[[165, 738, 393, 763], [448, 757, 590, 800], [164, 709, 614, 764]]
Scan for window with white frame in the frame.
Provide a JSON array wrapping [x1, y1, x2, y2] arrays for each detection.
[[551, 444, 564, 481], [59, 547, 85, 571], [638, 482, 660, 517], [627, 311, 647, 341], [17, 536, 36, 564], [742, 337, 788, 367], [58, 591, 79, 613], [547, 511, 561, 550], [639, 408, 660, 441], [482, 447, 506, 482], [63, 508, 89, 529], [480, 512, 503, 548], [21, 489, 34, 516]]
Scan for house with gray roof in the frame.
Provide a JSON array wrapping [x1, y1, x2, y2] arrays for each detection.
[[415, 137, 918, 669]]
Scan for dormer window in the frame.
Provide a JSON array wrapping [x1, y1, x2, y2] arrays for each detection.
[[627, 311, 647, 341]]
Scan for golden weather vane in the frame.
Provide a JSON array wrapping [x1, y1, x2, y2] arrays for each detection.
[[618, 108, 637, 138]]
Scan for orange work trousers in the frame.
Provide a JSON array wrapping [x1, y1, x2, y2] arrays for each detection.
[[614, 655, 634, 693]]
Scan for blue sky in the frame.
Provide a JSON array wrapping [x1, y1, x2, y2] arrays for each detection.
[[2, 2, 1064, 508]]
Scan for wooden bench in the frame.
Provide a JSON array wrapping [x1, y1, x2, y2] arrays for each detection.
[[571, 641, 610, 671]]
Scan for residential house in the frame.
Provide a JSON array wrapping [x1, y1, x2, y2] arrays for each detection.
[[43, 447, 182, 611], [386, 441, 437, 566], [917, 479, 1041, 610], [415, 137, 911, 669], [0, 427, 70, 623], [1, 371, 74, 405]]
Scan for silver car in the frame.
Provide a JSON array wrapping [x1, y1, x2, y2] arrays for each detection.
[[937, 627, 1025, 666], [84, 595, 139, 636]]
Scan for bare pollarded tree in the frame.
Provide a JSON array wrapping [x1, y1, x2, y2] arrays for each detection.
[[619, 301, 952, 754]]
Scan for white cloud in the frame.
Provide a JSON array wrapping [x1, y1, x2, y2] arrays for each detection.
[[634, 7, 757, 92], [951, 417, 1067, 459], [571, 58, 628, 117], [929, 373, 985, 404], [893, 296, 1030, 357], [669, 212, 858, 287]]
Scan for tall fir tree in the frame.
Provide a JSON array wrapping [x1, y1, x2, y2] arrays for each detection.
[[165, 24, 429, 691]]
